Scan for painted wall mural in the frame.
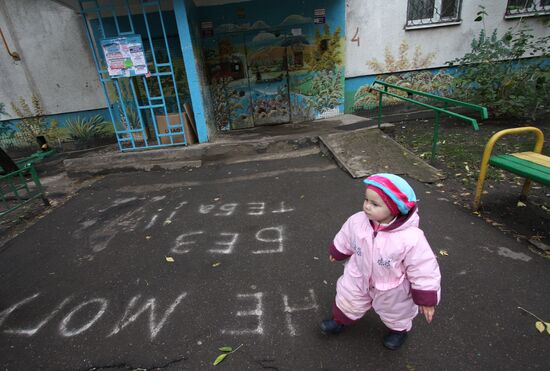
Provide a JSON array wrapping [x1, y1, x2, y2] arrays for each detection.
[[348, 41, 453, 113], [198, 0, 345, 131]]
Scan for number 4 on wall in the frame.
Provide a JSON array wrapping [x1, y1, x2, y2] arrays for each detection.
[[351, 27, 360, 47]]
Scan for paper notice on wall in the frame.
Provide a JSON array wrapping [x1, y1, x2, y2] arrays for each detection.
[[101, 35, 148, 78], [314, 9, 326, 24]]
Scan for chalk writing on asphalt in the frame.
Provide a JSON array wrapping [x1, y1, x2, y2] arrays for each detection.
[[0, 197, 316, 340], [0, 290, 319, 339], [171, 226, 285, 255]]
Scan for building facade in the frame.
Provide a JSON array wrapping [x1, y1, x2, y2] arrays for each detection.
[[0, 0, 548, 152]]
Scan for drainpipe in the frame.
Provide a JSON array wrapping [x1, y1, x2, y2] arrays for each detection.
[[0, 26, 21, 60], [0, 1, 45, 112]]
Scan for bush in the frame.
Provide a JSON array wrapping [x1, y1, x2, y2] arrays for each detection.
[[447, 12, 550, 120]]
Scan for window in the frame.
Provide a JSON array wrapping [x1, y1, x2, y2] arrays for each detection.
[[406, 0, 462, 28], [505, 0, 550, 17]]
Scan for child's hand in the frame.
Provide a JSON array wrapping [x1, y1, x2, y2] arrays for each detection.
[[419, 306, 435, 323], [329, 255, 336, 262]]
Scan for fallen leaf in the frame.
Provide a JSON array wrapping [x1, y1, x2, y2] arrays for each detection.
[[535, 321, 545, 333], [165, 257, 175, 262], [218, 346, 233, 352], [213, 353, 228, 366], [439, 250, 449, 256], [517, 201, 527, 207], [145, 235, 151, 240], [163, 219, 172, 225], [212, 262, 221, 267], [300, 195, 305, 199], [323, 280, 328, 285]]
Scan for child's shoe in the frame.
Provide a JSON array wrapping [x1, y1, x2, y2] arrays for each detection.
[[320, 319, 344, 334], [382, 330, 407, 350]]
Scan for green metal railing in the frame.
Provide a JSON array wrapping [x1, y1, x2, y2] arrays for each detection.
[[359, 80, 488, 161], [1, 163, 50, 217]]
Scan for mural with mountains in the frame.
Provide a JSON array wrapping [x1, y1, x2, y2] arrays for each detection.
[[199, 0, 344, 130]]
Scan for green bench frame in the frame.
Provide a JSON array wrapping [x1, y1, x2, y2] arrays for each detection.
[[473, 127, 549, 210]]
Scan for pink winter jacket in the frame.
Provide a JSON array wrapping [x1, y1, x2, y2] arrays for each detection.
[[330, 208, 441, 306]]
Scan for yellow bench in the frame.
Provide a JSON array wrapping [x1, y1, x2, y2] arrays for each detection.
[[473, 127, 549, 210]]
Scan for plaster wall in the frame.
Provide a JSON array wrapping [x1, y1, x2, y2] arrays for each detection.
[[345, 0, 550, 77], [0, 0, 105, 118]]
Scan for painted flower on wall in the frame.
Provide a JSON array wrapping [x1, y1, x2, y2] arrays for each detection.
[[353, 41, 454, 111]]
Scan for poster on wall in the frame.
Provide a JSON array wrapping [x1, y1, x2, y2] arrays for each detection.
[[100, 35, 148, 78], [314, 8, 326, 24]]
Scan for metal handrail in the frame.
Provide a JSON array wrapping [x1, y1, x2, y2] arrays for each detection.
[[0, 162, 49, 217], [356, 80, 488, 161], [373, 80, 489, 120]]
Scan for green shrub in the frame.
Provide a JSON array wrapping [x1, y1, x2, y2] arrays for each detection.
[[447, 10, 550, 120]]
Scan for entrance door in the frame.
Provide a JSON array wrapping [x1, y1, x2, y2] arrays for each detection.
[[245, 31, 291, 126]]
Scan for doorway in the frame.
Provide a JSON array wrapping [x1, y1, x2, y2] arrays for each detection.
[[245, 31, 291, 126], [205, 29, 292, 130]]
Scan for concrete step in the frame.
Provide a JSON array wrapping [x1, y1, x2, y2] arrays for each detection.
[[63, 136, 320, 179]]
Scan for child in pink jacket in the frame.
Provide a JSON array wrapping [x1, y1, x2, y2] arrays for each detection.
[[321, 173, 441, 350]]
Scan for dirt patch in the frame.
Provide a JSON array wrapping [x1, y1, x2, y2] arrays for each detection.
[[381, 111, 549, 249]]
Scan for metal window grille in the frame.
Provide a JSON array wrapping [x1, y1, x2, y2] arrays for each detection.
[[406, 0, 462, 27], [78, 0, 190, 151], [505, 0, 550, 16]]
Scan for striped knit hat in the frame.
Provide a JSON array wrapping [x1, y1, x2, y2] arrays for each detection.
[[363, 173, 417, 215]]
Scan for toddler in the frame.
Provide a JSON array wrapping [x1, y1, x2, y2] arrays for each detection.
[[321, 173, 441, 350]]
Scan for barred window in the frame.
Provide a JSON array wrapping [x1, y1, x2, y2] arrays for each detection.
[[505, 0, 550, 17], [406, 0, 462, 28]]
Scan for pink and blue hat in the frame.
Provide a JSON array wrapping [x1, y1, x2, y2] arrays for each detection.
[[363, 173, 417, 215]]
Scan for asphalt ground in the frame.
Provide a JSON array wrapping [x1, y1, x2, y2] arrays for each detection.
[[0, 154, 549, 370]]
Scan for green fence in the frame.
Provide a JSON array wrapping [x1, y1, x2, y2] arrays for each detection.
[[0, 163, 50, 218]]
